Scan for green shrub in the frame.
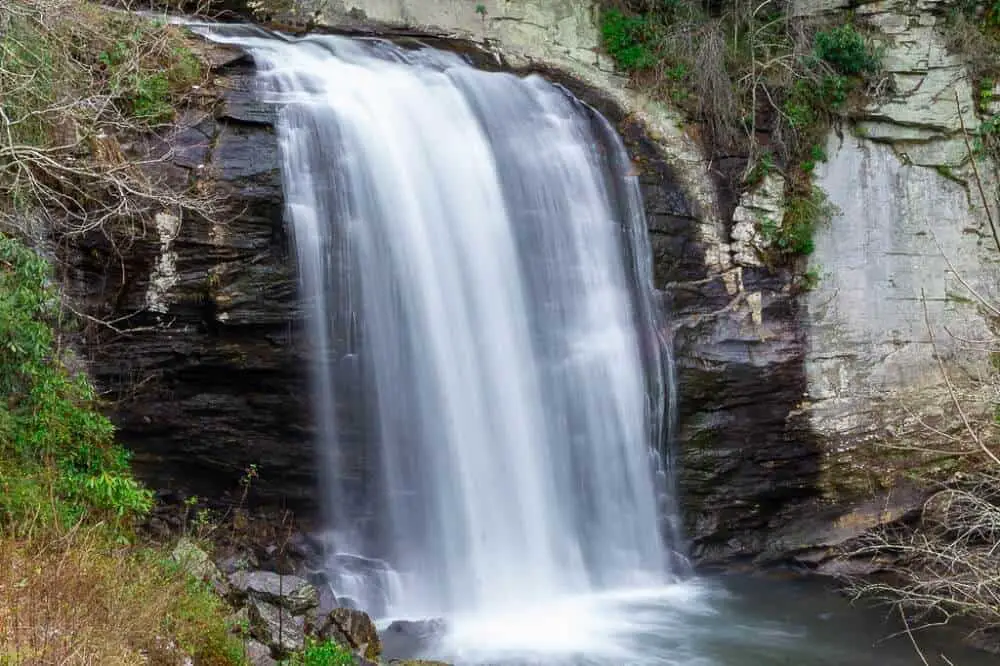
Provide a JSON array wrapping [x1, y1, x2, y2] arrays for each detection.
[[285, 639, 355, 666], [813, 24, 879, 75], [600, 9, 656, 72], [96, 18, 203, 125], [0, 234, 152, 527], [778, 186, 838, 256]]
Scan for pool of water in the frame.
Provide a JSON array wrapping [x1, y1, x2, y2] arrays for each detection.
[[384, 574, 991, 665]]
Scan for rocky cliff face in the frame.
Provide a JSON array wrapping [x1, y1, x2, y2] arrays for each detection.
[[66, 0, 1000, 566], [63, 59, 320, 506]]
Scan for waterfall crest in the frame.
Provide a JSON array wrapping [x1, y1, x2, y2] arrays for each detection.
[[198, 27, 682, 620]]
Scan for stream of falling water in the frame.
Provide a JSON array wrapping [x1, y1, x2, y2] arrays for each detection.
[[197, 25, 686, 663]]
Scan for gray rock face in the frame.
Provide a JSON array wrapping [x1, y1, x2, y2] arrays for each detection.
[[245, 640, 278, 666], [230, 570, 319, 614], [317, 607, 382, 661], [805, 133, 998, 494], [248, 597, 306, 655]]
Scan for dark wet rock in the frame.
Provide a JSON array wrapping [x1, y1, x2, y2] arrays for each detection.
[[249, 597, 306, 655], [757, 484, 927, 573], [61, 59, 320, 510], [218, 552, 260, 575], [317, 607, 382, 661], [285, 531, 326, 561], [381, 618, 447, 660], [230, 570, 319, 614], [315, 582, 341, 617]]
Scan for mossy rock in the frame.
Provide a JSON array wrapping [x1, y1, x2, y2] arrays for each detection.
[[318, 608, 381, 661]]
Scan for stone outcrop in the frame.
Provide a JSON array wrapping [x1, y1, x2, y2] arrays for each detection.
[[63, 56, 319, 507], [317, 608, 383, 661], [794, 0, 999, 503]]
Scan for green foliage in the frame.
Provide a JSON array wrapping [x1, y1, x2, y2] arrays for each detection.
[[978, 78, 995, 112], [600, 9, 657, 72], [475, 3, 486, 16], [757, 187, 835, 258], [744, 151, 775, 188], [283, 639, 355, 666], [985, 1, 1000, 35], [1, 0, 206, 215], [162, 562, 249, 664], [0, 234, 152, 527], [813, 24, 880, 76], [800, 144, 828, 174], [973, 113, 1000, 159], [800, 267, 821, 291], [96, 21, 202, 125], [778, 186, 838, 256]]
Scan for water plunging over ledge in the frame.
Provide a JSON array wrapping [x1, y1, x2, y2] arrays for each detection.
[[200, 23, 683, 619]]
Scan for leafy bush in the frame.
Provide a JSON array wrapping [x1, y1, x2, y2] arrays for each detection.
[[778, 186, 838, 256], [600, 9, 656, 72], [0, 234, 152, 526], [285, 639, 355, 666], [94, 15, 203, 125], [813, 24, 879, 76]]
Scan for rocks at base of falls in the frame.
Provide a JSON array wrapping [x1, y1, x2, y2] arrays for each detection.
[[229, 570, 320, 614], [172, 536, 229, 597], [317, 608, 383, 661], [245, 639, 278, 666], [172, 533, 447, 664], [381, 619, 447, 660], [249, 598, 308, 655]]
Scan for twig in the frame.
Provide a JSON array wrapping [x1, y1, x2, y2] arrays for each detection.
[[900, 605, 930, 666], [956, 89, 1000, 254]]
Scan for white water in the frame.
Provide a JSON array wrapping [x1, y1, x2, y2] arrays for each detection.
[[198, 24, 683, 656]]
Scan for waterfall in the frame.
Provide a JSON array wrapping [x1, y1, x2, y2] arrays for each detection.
[[199, 27, 683, 621]]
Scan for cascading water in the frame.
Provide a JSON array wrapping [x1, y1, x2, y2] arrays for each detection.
[[198, 24, 686, 662]]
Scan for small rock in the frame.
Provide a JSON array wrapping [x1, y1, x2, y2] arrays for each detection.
[[226, 606, 250, 637], [230, 570, 319, 614], [316, 583, 340, 618], [218, 551, 260, 575], [318, 607, 381, 661], [245, 639, 278, 666], [249, 598, 306, 656], [171, 537, 228, 597]]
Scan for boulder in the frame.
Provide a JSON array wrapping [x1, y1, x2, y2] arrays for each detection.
[[248, 597, 306, 655], [381, 618, 447, 661], [317, 607, 382, 661], [218, 551, 260, 575], [171, 537, 227, 596], [245, 639, 278, 666], [230, 570, 319, 614]]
